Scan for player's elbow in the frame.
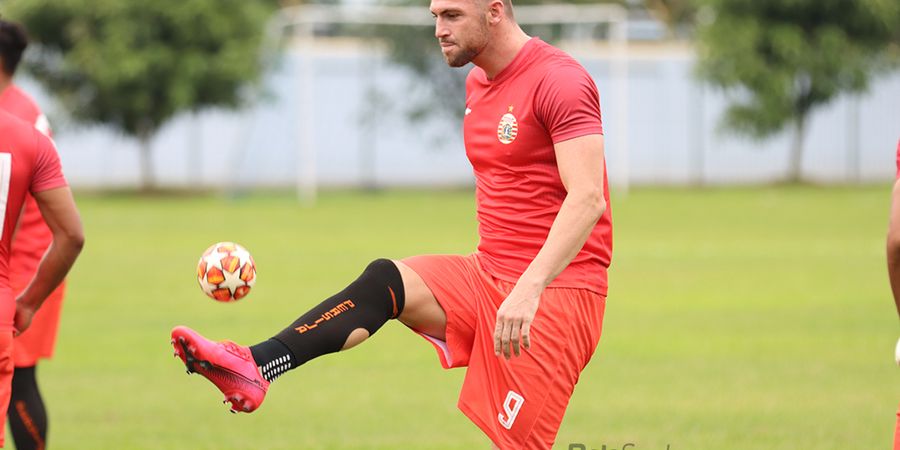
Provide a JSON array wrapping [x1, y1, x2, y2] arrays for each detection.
[[59, 227, 85, 255], [888, 229, 900, 258], [572, 187, 606, 222], [71, 230, 86, 253]]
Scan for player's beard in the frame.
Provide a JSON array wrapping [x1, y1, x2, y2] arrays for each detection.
[[443, 18, 489, 67]]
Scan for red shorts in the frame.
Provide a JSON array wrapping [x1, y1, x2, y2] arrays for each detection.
[[402, 254, 606, 450], [11, 272, 65, 368], [894, 404, 900, 450]]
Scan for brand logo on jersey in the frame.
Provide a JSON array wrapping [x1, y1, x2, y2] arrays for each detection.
[[497, 105, 518, 145], [465, 107, 472, 116]]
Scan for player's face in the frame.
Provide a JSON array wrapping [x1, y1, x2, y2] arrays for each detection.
[[431, 0, 490, 67]]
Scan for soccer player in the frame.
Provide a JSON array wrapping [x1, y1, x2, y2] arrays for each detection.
[[171, 0, 611, 447], [0, 109, 83, 449], [886, 138, 900, 450], [0, 19, 65, 450]]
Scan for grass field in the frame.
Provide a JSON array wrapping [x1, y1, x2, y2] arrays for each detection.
[[29, 185, 897, 449]]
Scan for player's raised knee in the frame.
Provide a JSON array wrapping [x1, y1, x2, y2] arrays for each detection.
[[357, 258, 405, 319]]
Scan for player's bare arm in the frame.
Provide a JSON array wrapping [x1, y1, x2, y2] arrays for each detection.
[[494, 133, 607, 359], [888, 177, 900, 321], [887, 176, 900, 366], [14, 186, 84, 334]]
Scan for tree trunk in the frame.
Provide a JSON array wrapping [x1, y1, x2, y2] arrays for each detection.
[[189, 111, 202, 189], [138, 134, 155, 191], [788, 115, 806, 183], [846, 95, 861, 183]]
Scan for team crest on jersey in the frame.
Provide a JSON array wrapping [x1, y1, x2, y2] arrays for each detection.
[[497, 106, 518, 145]]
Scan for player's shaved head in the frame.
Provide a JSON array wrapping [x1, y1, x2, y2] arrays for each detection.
[[0, 19, 28, 76], [502, 0, 514, 18], [476, 0, 514, 18]]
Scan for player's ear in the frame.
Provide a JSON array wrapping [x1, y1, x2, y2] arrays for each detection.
[[487, 0, 504, 24]]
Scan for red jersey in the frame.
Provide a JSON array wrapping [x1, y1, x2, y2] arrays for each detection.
[[0, 86, 47, 135], [0, 110, 67, 329], [464, 38, 612, 295], [0, 85, 54, 279]]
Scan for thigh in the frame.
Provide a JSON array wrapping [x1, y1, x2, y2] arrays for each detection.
[[459, 285, 606, 449], [0, 331, 13, 446], [399, 254, 490, 369], [394, 259, 447, 341]]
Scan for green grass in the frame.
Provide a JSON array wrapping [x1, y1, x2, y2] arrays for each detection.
[[30, 186, 898, 449]]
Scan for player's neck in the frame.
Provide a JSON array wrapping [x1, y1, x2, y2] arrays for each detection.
[[0, 76, 11, 94], [475, 25, 531, 80]]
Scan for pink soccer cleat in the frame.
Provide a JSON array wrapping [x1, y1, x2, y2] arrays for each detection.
[[171, 326, 269, 413]]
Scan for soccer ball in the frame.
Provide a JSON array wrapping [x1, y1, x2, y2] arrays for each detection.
[[196, 242, 257, 302]]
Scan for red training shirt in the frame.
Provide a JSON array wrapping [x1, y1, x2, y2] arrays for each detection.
[[0, 109, 67, 329], [0, 85, 55, 280], [464, 38, 613, 296]]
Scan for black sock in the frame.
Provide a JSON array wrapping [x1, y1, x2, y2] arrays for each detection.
[[249, 259, 405, 383], [249, 339, 294, 382], [8, 366, 47, 450]]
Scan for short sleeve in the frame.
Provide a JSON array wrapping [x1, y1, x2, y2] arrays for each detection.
[[534, 64, 603, 144], [30, 131, 67, 193], [35, 114, 52, 138]]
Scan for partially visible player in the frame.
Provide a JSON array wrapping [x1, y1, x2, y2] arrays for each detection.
[[0, 108, 83, 449], [886, 138, 900, 450], [0, 19, 65, 450]]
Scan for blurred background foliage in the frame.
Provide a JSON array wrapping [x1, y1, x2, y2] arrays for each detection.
[[1, 0, 898, 185], [1, 0, 279, 188], [369, 0, 899, 182], [694, 0, 900, 181]]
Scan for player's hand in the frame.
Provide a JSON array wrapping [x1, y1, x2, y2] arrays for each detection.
[[13, 301, 36, 336], [494, 283, 542, 360], [895, 337, 900, 366]]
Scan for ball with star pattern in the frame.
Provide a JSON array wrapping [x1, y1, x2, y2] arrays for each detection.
[[196, 242, 257, 302]]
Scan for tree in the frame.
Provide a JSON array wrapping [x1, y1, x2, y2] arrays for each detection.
[[2, 0, 277, 189], [640, 0, 697, 38], [695, 0, 900, 182]]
